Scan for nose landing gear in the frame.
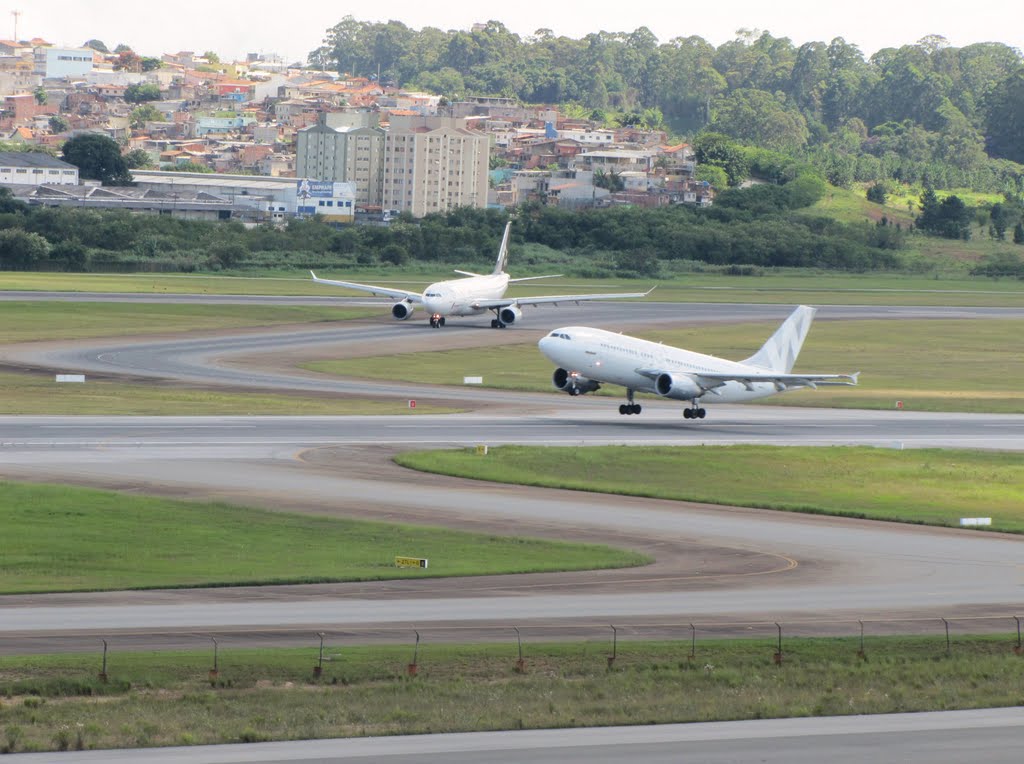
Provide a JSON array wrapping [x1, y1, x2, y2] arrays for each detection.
[[429, 314, 446, 328]]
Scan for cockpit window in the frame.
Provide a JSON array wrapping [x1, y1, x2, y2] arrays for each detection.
[[547, 332, 571, 340]]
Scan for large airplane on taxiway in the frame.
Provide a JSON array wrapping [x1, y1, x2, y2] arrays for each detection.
[[310, 221, 653, 329], [538, 305, 858, 419]]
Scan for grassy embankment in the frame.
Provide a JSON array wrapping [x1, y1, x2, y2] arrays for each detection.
[[0, 481, 647, 594], [308, 317, 1024, 413], [0, 301, 452, 415], [0, 637, 1021, 752], [397, 446, 1024, 534]]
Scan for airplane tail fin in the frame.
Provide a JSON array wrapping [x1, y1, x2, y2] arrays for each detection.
[[742, 305, 817, 372], [492, 221, 512, 275]]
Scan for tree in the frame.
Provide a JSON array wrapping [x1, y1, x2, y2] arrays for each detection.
[[1015, 222, 1024, 245], [866, 182, 887, 204], [61, 133, 133, 185], [48, 115, 69, 134], [694, 164, 728, 189], [83, 39, 109, 53], [0, 229, 51, 270], [202, 51, 221, 64], [114, 50, 143, 72], [129, 104, 162, 129], [33, 86, 47, 105], [140, 57, 163, 72], [125, 83, 161, 103], [123, 148, 153, 169]]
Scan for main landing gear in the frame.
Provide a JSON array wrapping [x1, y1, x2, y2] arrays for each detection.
[[490, 318, 507, 329], [618, 389, 641, 415], [683, 402, 707, 419], [429, 314, 446, 328]]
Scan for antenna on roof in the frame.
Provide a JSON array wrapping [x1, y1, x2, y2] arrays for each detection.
[[11, 10, 21, 42]]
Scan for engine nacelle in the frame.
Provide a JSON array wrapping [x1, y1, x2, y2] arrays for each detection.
[[498, 305, 523, 325], [655, 372, 703, 400], [552, 367, 601, 396], [391, 301, 415, 320]]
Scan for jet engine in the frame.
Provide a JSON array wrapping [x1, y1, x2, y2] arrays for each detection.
[[498, 305, 523, 325], [552, 367, 601, 395], [391, 301, 415, 320], [655, 372, 703, 400]]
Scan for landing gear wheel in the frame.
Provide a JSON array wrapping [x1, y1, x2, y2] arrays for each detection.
[[632, 404, 642, 415], [438, 317, 446, 327], [697, 407, 706, 418], [619, 404, 627, 415], [429, 317, 438, 328], [491, 319, 498, 328], [619, 403, 642, 415]]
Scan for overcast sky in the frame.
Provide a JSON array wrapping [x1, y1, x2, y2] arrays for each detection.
[[6, 0, 1022, 65]]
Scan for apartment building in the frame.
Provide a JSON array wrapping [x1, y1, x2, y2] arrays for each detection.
[[381, 114, 489, 218], [296, 112, 386, 208]]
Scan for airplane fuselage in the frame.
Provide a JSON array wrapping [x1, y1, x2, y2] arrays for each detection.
[[422, 274, 510, 317], [539, 326, 782, 404]]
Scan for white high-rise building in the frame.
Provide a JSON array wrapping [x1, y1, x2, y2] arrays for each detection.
[[382, 114, 490, 218]]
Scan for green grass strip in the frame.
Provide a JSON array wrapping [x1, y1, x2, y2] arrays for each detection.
[[0, 637, 1021, 752], [0, 482, 648, 594], [0, 302, 372, 343], [0, 371, 455, 416], [396, 446, 1024, 533]]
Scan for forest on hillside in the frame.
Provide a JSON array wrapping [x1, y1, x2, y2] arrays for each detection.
[[310, 19, 1024, 194]]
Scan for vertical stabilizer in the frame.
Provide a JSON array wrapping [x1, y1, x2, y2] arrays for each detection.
[[742, 305, 817, 372], [492, 221, 512, 275]]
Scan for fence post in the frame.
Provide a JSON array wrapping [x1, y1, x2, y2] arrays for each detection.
[[407, 630, 420, 677], [1014, 617, 1021, 655], [98, 639, 108, 683], [942, 618, 950, 656], [514, 627, 525, 673], [314, 632, 325, 678], [773, 623, 783, 665], [688, 623, 696, 662], [857, 620, 867, 661], [607, 624, 618, 669], [209, 637, 219, 681]]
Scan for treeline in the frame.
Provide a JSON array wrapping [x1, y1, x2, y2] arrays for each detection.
[[311, 19, 1024, 193], [0, 185, 906, 276]]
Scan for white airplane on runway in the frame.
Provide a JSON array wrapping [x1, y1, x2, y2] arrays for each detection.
[[310, 221, 653, 329], [538, 305, 858, 419]]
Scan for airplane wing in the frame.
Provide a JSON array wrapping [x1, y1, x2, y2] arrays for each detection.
[[310, 271, 423, 302], [636, 368, 859, 392], [472, 286, 656, 310]]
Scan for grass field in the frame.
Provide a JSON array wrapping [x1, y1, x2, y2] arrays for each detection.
[[0, 302, 372, 343], [0, 371, 455, 416], [0, 637, 1020, 752], [308, 317, 1024, 413], [396, 446, 1024, 533], [0, 482, 648, 594]]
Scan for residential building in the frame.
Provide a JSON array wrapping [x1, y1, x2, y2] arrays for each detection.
[[296, 112, 385, 207], [0, 151, 78, 186], [34, 46, 95, 78], [381, 113, 489, 218]]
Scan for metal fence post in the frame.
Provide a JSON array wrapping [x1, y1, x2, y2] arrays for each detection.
[[607, 624, 618, 669], [314, 632, 325, 678], [407, 630, 420, 677], [514, 627, 525, 673]]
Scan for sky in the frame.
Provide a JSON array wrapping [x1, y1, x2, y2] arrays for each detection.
[[4, 0, 1022, 65]]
